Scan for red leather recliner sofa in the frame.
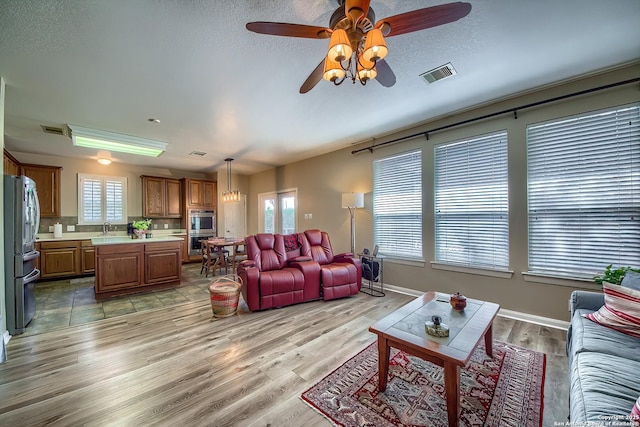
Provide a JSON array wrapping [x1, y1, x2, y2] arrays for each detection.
[[238, 230, 362, 311]]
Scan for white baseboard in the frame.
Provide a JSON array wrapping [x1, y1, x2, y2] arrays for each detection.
[[3, 330, 10, 345], [384, 284, 569, 331]]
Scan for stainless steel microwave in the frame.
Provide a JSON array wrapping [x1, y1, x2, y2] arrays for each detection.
[[189, 210, 216, 234]]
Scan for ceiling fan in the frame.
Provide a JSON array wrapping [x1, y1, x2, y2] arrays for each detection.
[[246, 0, 472, 93]]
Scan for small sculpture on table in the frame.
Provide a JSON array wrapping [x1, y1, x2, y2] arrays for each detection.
[[450, 292, 467, 311], [425, 315, 450, 337]]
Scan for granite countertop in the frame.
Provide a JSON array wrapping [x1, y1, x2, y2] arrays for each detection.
[[37, 230, 188, 242]]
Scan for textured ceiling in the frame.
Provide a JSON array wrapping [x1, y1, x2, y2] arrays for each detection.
[[1, 0, 639, 175]]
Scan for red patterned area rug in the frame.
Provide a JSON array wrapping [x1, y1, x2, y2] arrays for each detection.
[[301, 340, 545, 427]]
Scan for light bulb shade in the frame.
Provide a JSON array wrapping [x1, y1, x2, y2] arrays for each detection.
[[357, 56, 377, 82], [223, 190, 241, 203], [362, 28, 388, 62], [342, 192, 364, 208], [327, 29, 353, 62], [323, 57, 346, 82]]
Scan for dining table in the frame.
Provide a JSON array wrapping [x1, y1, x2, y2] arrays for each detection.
[[202, 238, 245, 276]]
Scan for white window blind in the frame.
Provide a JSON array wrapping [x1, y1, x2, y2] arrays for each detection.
[[527, 103, 640, 277], [434, 131, 509, 269], [78, 174, 128, 225], [373, 149, 422, 259]]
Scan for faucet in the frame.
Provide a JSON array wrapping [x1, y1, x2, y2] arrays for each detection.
[[103, 222, 111, 236]]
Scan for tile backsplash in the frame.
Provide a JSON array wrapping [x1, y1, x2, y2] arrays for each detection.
[[39, 217, 183, 234]]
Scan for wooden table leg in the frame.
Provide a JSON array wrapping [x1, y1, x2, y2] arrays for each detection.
[[444, 362, 460, 427], [377, 337, 390, 392], [484, 323, 494, 358]]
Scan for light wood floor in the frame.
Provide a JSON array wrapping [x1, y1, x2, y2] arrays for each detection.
[[0, 288, 569, 426]]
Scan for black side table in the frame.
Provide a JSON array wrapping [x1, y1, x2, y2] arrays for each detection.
[[358, 253, 385, 297]]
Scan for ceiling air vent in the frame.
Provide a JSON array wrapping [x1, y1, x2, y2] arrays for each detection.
[[420, 62, 457, 84], [189, 151, 207, 157], [41, 124, 69, 136]]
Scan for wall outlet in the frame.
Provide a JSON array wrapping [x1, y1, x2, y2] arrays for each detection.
[[304, 213, 313, 220], [48, 225, 54, 232], [153, 223, 158, 229], [67, 225, 75, 232], [164, 224, 169, 229]]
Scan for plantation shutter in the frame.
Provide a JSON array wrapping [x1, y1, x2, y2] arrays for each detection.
[[78, 174, 128, 225], [527, 103, 640, 277], [373, 149, 422, 259], [434, 131, 509, 269]]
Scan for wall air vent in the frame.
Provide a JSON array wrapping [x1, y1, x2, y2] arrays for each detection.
[[189, 151, 207, 157], [41, 125, 69, 136], [420, 62, 457, 84]]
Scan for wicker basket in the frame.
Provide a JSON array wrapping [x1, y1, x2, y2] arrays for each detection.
[[208, 275, 242, 318]]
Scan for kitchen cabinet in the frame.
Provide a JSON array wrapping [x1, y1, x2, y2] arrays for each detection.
[[141, 175, 182, 218], [94, 238, 182, 298], [183, 178, 217, 210], [80, 240, 95, 274], [3, 149, 20, 175], [21, 164, 62, 217], [144, 241, 182, 285], [38, 241, 81, 279]]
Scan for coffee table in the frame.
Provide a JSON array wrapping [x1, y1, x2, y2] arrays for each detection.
[[369, 291, 500, 427]]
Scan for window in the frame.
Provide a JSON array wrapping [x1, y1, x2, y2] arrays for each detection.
[[373, 149, 422, 259], [78, 174, 128, 225], [527, 104, 640, 277], [434, 131, 509, 269], [258, 190, 297, 234]]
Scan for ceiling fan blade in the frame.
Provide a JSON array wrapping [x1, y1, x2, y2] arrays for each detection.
[[376, 2, 472, 37], [300, 58, 326, 94], [375, 59, 396, 87], [246, 22, 331, 39]]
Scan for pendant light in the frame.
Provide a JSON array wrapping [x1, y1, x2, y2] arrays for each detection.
[[222, 158, 240, 203]]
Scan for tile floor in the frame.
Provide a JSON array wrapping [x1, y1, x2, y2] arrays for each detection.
[[26, 264, 225, 336]]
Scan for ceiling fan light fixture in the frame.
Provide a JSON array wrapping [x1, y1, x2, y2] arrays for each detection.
[[357, 56, 377, 83], [323, 57, 346, 83], [362, 28, 387, 63], [327, 29, 352, 62]]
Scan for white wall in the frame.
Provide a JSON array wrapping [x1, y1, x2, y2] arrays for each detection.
[[246, 63, 640, 322]]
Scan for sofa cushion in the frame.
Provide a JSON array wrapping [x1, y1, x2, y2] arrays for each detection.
[[569, 308, 640, 363], [622, 270, 640, 292], [570, 352, 640, 422], [631, 396, 640, 427], [585, 281, 640, 337]]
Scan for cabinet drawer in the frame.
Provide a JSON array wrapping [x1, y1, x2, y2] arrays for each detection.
[[144, 241, 181, 252], [40, 240, 79, 250]]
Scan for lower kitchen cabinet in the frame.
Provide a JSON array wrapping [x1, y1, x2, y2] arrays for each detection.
[[94, 239, 182, 298], [80, 240, 95, 274], [38, 241, 81, 279]]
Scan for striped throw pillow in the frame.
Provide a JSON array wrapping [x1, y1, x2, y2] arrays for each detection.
[[631, 396, 640, 427], [584, 281, 640, 337]]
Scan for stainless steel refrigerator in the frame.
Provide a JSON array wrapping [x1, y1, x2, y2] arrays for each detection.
[[4, 175, 41, 335]]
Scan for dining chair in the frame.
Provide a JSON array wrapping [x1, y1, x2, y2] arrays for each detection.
[[230, 242, 248, 274]]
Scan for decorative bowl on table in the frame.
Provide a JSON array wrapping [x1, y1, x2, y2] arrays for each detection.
[[450, 292, 467, 311]]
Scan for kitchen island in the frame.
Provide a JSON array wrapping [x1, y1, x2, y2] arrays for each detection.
[[91, 236, 183, 299]]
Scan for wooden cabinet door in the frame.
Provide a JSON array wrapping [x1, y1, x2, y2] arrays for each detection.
[[142, 176, 165, 217], [40, 248, 79, 278], [165, 179, 182, 217], [3, 149, 20, 175], [80, 241, 95, 274], [21, 164, 62, 217], [203, 181, 216, 208], [95, 244, 144, 293], [187, 179, 203, 207], [144, 242, 182, 284]]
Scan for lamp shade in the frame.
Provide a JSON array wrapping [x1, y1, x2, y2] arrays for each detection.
[[362, 28, 388, 63], [342, 192, 364, 208], [323, 57, 346, 82], [357, 56, 377, 82], [327, 29, 353, 62]]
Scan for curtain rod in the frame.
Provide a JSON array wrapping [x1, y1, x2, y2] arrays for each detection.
[[351, 76, 640, 155]]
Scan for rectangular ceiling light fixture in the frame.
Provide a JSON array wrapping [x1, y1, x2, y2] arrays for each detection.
[[68, 124, 167, 157]]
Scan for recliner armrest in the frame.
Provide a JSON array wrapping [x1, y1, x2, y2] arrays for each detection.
[[334, 252, 353, 259], [288, 256, 312, 263], [239, 260, 256, 269]]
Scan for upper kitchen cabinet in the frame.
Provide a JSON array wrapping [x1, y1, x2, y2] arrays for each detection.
[[183, 178, 216, 210], [3, 149, 20, 175], [21, 164, 62, 217], [141, 175, 182, 218]]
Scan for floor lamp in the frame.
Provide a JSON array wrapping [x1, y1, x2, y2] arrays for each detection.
[[342, 192, 364, 254]]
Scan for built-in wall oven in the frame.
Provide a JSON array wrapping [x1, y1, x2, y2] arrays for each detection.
[[188, 210, 216, 256]]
